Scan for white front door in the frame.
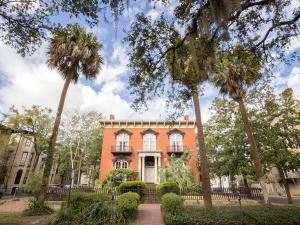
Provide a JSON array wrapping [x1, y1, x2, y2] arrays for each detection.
[[145, 166, 155, 183]]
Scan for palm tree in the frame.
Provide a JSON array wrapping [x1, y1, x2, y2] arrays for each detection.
[[212, 46, 269, 202], [37, 24, 103, 205], [167, 34, 214, 208]]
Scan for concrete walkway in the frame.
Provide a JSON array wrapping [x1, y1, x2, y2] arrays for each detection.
[[135, 204, 165, 225]]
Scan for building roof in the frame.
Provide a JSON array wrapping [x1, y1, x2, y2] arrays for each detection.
[[100, 119, 196, 128]]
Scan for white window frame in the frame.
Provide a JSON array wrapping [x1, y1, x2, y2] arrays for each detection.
[[20, 152, 28, 164], [170, 133, 183, 152], [143, 133, 156, 151], [116, 132, 129, 152], [114, 160, 128, 169]]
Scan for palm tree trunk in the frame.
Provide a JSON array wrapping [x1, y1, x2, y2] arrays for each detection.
[[37, 76, 72, 205], [192, 90, 213, 209], [278, 166, 293, 204], [237, 97, 269, 203]]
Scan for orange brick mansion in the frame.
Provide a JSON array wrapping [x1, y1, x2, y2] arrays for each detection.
[[99, 115, 199, 184]]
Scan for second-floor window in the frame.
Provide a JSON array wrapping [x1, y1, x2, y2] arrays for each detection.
[[116, 132, 129, 152], [20, 152, 28, 164], [170, 133, 183, 152], [143, 133, 156, 151]]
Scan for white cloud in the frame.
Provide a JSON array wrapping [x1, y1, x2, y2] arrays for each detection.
[[287, 67, 300, 99], [0, 42, 185, 121], [96, 42, 128, 85]]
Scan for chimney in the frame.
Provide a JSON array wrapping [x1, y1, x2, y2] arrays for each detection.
[[109, 114, 115, 120], [184, 115, 189, 121]]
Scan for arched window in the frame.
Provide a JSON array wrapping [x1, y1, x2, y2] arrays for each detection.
[[143, 133, 156, 151], [14, 170, 23, 184], [116, 132, 129, 152], [170, 133, 183, 152], [114, 160, 128, 169]]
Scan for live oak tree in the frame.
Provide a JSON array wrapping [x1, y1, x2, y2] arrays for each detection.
[[0, 0, 100, 56], [205, 98, 255, 189], [6, 106, 53, 171], [251, 87, 300, 204], [37, 24, 103, 205]]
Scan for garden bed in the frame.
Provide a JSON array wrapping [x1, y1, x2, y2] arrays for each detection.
[[161, 193, 300, 225]]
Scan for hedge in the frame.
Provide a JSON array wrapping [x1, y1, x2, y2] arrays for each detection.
[[116, 192, 140, 222], [118, 181, 147, 195], [162, 204, 300, 225], [161, 193, 184, 215], [156, 182, 180, 199]]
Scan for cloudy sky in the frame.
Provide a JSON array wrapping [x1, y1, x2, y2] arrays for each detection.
[[0, 1, 299, 122]]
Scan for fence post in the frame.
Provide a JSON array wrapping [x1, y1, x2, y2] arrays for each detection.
[[137, 184, 141, 199]]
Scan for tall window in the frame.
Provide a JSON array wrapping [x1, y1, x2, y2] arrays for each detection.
[[14, 170, 23, 184], [114, 160, 128, 169], [143, 133, 156, 151], [170, 133, 183, 152], [116, 132, 129, 152], [20, 152, 28, 164]]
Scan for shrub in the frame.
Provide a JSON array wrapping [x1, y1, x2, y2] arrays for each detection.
[[102, 168, 138, 188], [156, 182, 180, 199], [118, 181, 147, 195], [54, 191, 111, 225], [87, 201, 112, 225], [116, 192, 140, 221], [24, 171, 43, 198], [23, 199, 54, 216], [161, 193, 184, 215]]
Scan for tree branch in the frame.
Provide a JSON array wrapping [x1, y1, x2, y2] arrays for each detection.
[[255, 13, 300, 47]]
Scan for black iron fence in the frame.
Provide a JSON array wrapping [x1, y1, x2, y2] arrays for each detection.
[[43, 186, 263, 202]]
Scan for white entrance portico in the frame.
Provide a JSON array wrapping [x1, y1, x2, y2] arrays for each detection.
[[138, 151, 161, 184]]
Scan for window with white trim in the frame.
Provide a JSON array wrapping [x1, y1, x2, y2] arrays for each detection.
[[20, 152, 28, 164], [116, 132, 129, 152], [143, 133, 156, 151], [170, 133, 183, 152], [114, 160, 128, 169]]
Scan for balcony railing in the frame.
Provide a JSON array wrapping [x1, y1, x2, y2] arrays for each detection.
[[111, 146, 132, 155], [167, 145, 185, 155]]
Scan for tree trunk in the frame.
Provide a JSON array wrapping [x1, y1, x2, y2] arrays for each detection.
[[237, 97, 269, 203], [32, 153, 41, 172], [32, 137, 40, 172], [192, 91, 213, 209], [37, 76, 72, 205], [278, 167, 293, 204], [77, 158, 82, 186], [242, 175, 251, 197]]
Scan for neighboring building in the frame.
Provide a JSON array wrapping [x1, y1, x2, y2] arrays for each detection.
[[99, 115, 199, 183], [1, 131, 60, 193]]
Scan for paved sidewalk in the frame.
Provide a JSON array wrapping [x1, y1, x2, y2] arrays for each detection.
[[135, 204, 165, 225], [0, 198, 61, 213]]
